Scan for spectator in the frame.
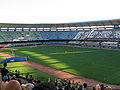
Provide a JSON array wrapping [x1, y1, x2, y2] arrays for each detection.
[[17, 70, 20, 77], [29, 75, 34, 80], [68, 80, 71, 87], [26, 73, 29, 79], [62, 82, 66, 90], [64, 79, 67, 86], [56, 83, 60, 90], [78, 82, 82, 90], [96, 84, 101, 90], [105, 86, 112, 90], [25, 79, 34, 90], [58, 86, 63, 90], [55, 78, 57, 86], [62, 81, 65, 87], [83, 82, 87, 90], [1, 75, 9, 90], [4, 80, 22, 90], [93, 86, 96, 90], [64, 85, 69, 90], [72, 80, 75, 88], [15, 70, 17, 77], [48, 77, 51, 83], [75, 82, 78, 88], [36, 80, 41, 84], [71, 86, 75, 90], [57, 78, 61, 85], [32, 80, 37, 86], [33, 82, 57, 90], [1, 63, 9, 78], [100, 84, 105, 90]]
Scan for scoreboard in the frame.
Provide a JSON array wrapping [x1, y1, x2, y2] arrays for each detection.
[[114, 25, 119, 29]]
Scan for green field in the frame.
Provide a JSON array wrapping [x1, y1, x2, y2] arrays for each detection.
[[1, 46, 120, 85], [0, 55, 56, 83]]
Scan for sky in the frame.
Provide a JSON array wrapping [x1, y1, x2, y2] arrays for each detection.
[[0, 0, 120, 24]]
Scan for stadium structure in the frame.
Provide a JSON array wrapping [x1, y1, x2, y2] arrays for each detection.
[[0, 19, 120, 48], [0, 19, 120, 89]]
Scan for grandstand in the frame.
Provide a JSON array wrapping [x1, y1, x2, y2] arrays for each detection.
[[0, 19, 120, 90], [0, 19, 120, 49]]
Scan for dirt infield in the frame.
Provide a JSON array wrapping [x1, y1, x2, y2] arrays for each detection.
[[0, 52, 120, 89]]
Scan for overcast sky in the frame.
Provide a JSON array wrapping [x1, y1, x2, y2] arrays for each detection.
[[0, 0, 120, 23]]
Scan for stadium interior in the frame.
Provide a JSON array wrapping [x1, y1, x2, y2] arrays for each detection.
[[0, 19, 120, 90], [0, 20, 120, 49]]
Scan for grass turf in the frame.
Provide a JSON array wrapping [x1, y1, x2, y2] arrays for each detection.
[[0, 55, 57, 83], [1, 46, 120, 85]]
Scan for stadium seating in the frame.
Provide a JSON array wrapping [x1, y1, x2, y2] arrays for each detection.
[[59, 31, 78, 39], [40, 31, 78, 40], [73, 31, 91, 40], [0, 31, 78, 41], [89, 30, 120, 39], [0, 30, 120, 42], [0, 31, 43, 41]]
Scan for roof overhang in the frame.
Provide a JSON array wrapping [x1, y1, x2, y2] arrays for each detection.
[[0, 19, 120, 28]]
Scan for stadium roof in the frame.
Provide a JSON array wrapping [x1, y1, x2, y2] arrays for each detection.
[[0, 19, 120, 28]]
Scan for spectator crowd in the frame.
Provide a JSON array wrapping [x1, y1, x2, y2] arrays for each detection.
[[0, 63, 113, 90]]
